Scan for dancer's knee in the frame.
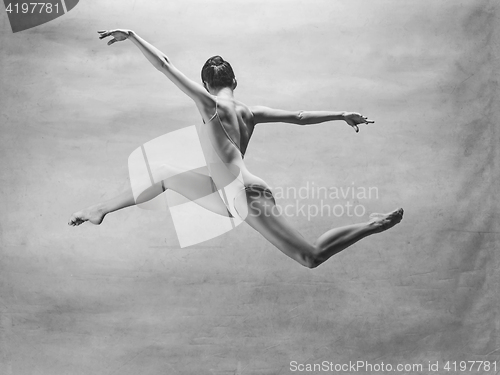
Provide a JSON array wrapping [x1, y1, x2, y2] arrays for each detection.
[[297, 251, 322, 269]]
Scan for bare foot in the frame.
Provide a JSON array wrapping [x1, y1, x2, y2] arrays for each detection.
[[368, 208, 404, 233], [68, 204, 106, 226]]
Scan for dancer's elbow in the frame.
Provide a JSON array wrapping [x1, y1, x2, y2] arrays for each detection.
[[296, 111, 306, 125], [156, 56, 172, 71]]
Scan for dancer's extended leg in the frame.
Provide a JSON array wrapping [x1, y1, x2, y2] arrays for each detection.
[[68, 165, 230, 226], [242, 190, 403, 268]]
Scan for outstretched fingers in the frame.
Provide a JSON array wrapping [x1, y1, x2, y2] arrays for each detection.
[[98, 30, 111, 39], [362, 115, 375, 124], [97, 30, 118, 46], [97, 30, 129, 45], [353, 117, 375, 132], [345, 113, 375, 133]]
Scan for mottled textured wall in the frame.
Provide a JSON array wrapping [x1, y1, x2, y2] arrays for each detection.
[[1, 1, 498, 374]]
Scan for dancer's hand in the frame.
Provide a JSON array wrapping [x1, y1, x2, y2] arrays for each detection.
[[343, 112, 374, 133], [98, 29, 133, 46]]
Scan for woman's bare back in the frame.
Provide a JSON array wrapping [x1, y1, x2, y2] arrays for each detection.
[[205, 96, 256, 157]]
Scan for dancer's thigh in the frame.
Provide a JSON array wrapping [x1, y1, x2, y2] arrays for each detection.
[[241, 188, 315, 265], [161, 165, 230, 217]]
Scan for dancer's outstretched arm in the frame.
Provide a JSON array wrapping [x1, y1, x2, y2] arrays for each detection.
[[251, 106, 374, 133], [97, 29, 211, 106]]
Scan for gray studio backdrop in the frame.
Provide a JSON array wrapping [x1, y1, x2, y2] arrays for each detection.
[[1, 0, 498, 374]]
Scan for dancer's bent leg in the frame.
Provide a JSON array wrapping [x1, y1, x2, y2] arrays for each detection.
[[242, 189, 403, 268]]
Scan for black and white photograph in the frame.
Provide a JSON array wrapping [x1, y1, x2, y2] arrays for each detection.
[[1, 0, 498, 374]]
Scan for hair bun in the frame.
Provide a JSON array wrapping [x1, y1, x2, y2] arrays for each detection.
[[211, 56, 225, 66], [201, 55, 236, 90]]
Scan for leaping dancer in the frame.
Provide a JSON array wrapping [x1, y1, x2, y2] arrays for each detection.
[[69, 29, 403, 268]]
